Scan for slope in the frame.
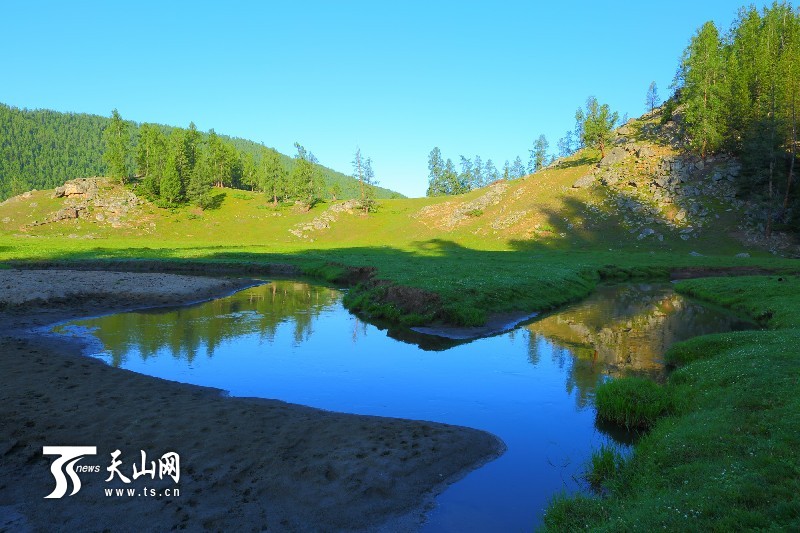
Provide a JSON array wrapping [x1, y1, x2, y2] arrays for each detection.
[[0, 102, 403, 201]]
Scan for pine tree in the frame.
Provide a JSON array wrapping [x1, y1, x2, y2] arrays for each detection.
[[645, 81, 660, 112], [576, 96, 618, 158], [511, 156, 525, 178], [160, 148, 183, 205], [291, 142, 322, 207], [680, 22, 724, 159], [473, 155, 483, 188], [103, 109, 130, 183], [241, 152, 258, 191], [260, 148, 286, 204], [484, 159, 498, 183], [557, 131, 574, 158], [187, 149, 213, 208], [444, 158, 461, 194], [352, 148, 378, 213], [362, 157, 378, 213], [426, 147, 447, 196], [531, 135, 549, 172], [136, 124, 166, 197], [459, 156, 474, 192]]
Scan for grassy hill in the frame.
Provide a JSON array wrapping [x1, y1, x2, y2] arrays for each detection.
[[0, 102, 403, 201], [1, 105, 796, 325]]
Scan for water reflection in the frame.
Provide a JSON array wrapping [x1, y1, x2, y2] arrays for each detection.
[[59, 282, 340, 366], [57, 280, 752, 531], [526, 283, 754, 408]]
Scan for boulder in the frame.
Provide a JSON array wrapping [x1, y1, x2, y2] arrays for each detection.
[[53, 208, 79, 221], [735, 252, 751, 258], [599, 147, 628, 167], [572, 174, 595, 189]]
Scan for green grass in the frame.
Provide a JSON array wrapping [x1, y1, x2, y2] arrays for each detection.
[[586, 444, 627, 491], [543, 276, 800, 532], [595, 377, 673, 430]]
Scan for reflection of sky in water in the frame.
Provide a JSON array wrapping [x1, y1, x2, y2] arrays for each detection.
[[58, 281, 751, 532]]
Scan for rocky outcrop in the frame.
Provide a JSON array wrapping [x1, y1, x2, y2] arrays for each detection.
[[572, 174, 595, 189], [289, 199, 361, 239], [52, 178, 100, 200], [416, 181, 510, 230], [599, 147, 627, 167], [30, 177, 141, 228]]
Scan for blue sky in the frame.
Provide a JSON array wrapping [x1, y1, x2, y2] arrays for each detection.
[[1, 1, 758, 197]]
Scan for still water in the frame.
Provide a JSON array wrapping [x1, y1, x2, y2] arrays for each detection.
[[56, 281, 752, 531]]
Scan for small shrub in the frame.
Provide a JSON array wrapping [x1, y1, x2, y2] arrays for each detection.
[[595, 377, 672, 430], [466, 209, 483, 217]]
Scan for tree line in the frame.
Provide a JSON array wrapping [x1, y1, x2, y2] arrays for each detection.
[[108, 110, 394, 210], [675, 2, 800, 235], [426, 95, 618, 196], [111, 111, 326, 208], [0, 103, 400, 203]]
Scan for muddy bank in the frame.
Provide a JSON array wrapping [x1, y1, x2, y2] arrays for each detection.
[[0, 270, 504, 532], [412, 311, 539, 340]]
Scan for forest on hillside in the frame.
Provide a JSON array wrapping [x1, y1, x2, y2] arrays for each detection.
[[0, 103, 402, 202], [674, 3, 800, 235]]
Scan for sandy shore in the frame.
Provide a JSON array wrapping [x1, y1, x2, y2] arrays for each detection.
[[0, 270, 504, 532]]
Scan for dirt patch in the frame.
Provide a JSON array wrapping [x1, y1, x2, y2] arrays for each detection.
[[383, 284, 442, 316], [340, 265, 378, 285]]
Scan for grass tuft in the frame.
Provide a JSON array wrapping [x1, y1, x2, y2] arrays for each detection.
[[595, 376, 672, 430]]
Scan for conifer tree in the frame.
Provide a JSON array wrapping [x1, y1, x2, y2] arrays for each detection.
[[291, 142, 322, 207], [576, 96, 618, 158], [260, 148, 286, 204], [473, 155, 484, 188], [103, 109, 130, 183], [680, 22, 724, 159], [645, 81, 660, 112], [426, 147, 447, 196], [531, 135, 549, 172]]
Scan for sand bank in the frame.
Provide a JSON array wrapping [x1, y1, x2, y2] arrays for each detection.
[[0, 270, 503, 532]]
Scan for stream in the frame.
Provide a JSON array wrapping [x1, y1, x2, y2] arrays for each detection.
[[54, 281, 753, 531]]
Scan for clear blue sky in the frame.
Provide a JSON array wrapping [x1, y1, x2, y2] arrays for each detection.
[[1, 1, 759, 197]]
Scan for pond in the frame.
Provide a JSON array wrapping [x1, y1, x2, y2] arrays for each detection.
[[54, 281, 753, 531]]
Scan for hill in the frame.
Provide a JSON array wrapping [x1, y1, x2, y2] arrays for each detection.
[[0, 104, 790, 254], [1, 102, 797, 329], [0, 102, 403, 201]]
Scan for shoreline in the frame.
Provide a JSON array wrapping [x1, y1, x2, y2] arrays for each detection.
[[0, 269, 505, 532], [411, 311, 539, 340]]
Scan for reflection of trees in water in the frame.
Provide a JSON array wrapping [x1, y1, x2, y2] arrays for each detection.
[[75, 281, 341, 366], [525, 284, 750, 407]]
